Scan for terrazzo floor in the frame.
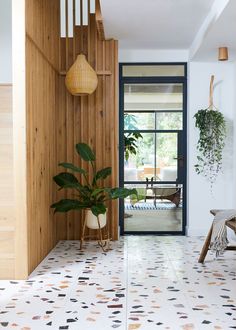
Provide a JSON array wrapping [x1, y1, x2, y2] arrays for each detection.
[[0, 236, 236, 330]]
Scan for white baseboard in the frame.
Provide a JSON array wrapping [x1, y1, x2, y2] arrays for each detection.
[[186, 226, 208, 236]]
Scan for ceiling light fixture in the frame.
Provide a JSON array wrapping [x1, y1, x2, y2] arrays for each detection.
[[65, 54, 98, 96], [62, 0, 98, 96], [218, 47, 228, 61]]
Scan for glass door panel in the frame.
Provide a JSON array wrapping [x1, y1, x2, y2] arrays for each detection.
[[120, 64, 187, 234], [122, 65, 185, 77], [156, 133, 178, 182], [124, 133, 155, 182], [124, 83, 183, 111], [155, 112, 183, 130], [124, 112, 155, 130], [124, 112, 183, 130], [124, 183, 183, 232]]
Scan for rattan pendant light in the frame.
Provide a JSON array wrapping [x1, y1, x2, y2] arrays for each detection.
[[65, 54, 98, 96]]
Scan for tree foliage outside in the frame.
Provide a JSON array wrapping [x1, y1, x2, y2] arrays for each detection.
[[124, 112, 181, 168]]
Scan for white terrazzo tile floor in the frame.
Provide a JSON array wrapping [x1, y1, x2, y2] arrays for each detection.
[[0, 236, 236, 330]]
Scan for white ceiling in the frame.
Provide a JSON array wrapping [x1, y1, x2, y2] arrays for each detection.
[[193, 0, 236, 61], [100, 0, 215, 49]]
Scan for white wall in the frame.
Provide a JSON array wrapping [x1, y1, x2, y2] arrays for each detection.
[[234, 61, 236, 202], [0, 0, 12, 83], [119, 49, 189, 63], [188, 61, 236, 235], [119, 47, 236, 236]]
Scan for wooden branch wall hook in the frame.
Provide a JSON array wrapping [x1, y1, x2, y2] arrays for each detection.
[[209, 75, 214, 109]]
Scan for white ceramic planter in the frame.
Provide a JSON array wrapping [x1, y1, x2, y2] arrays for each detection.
[[85, 209, 107, 230]]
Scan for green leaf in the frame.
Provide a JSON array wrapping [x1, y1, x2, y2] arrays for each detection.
[[51, 199, 85, 213], [91, 188, 105, 197], [109, 188, 138, 200], [91, 204, 106, 217], [53, 172, 78, 188], [76, 143, 95, 162], [93, 167, 112, 184], [59, 162, 87, 175]]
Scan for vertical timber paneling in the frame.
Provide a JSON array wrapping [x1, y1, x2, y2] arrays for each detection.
[[13, 0, 61, 278], [25, 0, 60, 274], [12, 0, 118, 279], [56, 8, 119, 240], [0, 85, 15, 279]]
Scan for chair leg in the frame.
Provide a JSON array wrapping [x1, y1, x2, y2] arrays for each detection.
[[198, 224, 213, 263]]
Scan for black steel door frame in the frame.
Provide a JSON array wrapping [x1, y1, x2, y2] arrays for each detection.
[[119, 62, 187, 236]]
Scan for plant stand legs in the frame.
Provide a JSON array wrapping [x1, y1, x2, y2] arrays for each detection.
[[96, 216, 107, 252], [80, 217, 111, 252], [80, 217, 87, 250]]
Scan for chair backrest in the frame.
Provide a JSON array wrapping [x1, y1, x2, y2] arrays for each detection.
[[143, 167, 160, 181], [160, 166, 177, 182], [124, 168, 138, 181], [146, 177, 155, 188]]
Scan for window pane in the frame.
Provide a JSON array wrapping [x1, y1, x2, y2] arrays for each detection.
[[124, 132, 178, 182], [124, 112, 155, 130], [122, 65, 185, 77], [124, 112, 183, 130], [156, 112, 182, 130], [156, 133, 178, 182], [124, 133, 155, 181], [124, 183, 183, 232], [124, 84, 183, 111]]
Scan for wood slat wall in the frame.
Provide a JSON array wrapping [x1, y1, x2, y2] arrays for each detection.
[[25, 0, 60, 274], [11, 0, 118, 279], [0, 85, 15, 279], [56, 8, 119, 241]]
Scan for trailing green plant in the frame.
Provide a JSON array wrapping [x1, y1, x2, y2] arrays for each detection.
[[194, 109, 226, 186], [124, 132, 143, 162], [51, 143, 137, 216]]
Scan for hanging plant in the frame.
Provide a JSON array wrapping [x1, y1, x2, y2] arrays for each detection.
[[194, 108, 226, 186]]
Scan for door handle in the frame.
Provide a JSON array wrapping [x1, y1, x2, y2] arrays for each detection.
[[174, 156, 184, 169], [173, 156, 184, 161]]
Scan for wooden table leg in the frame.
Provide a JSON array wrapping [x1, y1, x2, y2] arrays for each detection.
[[198, 224, 213, 263]]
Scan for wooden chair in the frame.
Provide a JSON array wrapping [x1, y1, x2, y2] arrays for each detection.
[[145, 177, 181, 207], [143, 167, 160, 179], [198, 210, 236, 263]]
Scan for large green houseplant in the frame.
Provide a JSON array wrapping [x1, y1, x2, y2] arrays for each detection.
[[51, 143, 137, 228], [194, 108, 226, 187]]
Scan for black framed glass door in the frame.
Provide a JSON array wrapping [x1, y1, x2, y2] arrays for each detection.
[[119, 63, 187, 235]]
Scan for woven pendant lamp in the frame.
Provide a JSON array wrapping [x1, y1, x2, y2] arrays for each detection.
[[65, 54, 98, 96]]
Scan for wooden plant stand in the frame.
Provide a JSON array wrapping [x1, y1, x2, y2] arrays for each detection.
[[80, 216, 111, 252], [198, 210, 236, 263]]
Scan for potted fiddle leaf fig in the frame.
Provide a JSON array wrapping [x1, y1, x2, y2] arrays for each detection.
[[51, 143, 137, 229]]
